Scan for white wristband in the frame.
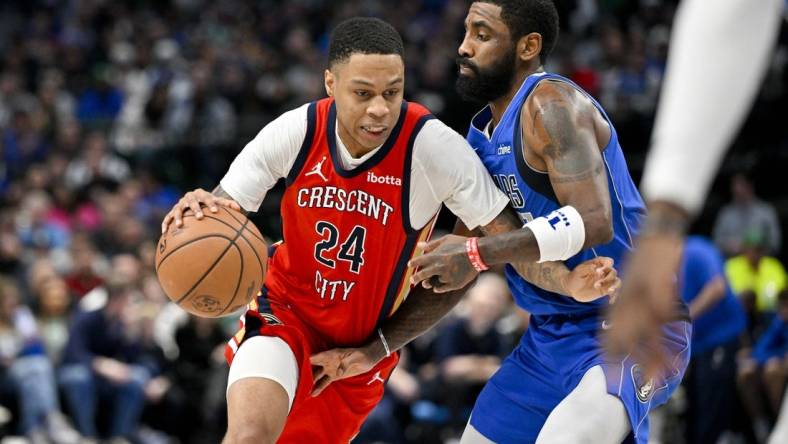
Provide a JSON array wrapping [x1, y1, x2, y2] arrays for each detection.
[[524, 206, 586, 262]]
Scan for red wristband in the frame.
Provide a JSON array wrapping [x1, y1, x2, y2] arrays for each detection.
[[465, 237, 489, 272]]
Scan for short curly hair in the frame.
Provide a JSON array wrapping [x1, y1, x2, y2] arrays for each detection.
[[479, 0, 559, 65], [328, 17, 404, 68]]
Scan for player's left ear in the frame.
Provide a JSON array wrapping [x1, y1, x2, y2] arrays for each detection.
[[518, 32, 542, 64], [324, 69, 335, 97]]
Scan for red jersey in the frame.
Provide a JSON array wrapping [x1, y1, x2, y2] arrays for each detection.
[[263, 98, 437, 346]]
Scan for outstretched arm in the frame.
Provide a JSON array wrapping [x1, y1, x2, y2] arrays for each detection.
[[309, 209, 620, 395]]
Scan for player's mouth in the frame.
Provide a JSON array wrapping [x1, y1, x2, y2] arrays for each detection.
[[458, 65, 475, 76], [456, 58, 479, 77], [361, 125, 388, 139]]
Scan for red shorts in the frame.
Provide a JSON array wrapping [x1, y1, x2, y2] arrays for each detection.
[[225, 298, 399, 443]]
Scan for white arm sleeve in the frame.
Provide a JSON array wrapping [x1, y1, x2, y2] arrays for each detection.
[[412, 119, 509, 230], [640, 0, 783, 215], [219, 104, 309, 212]]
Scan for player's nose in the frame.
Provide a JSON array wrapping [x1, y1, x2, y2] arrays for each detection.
[[366, 96, 389, 119], [458, 35, 473, 58]]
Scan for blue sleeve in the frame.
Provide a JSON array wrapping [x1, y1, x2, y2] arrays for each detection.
[[753, 317, 788, 364]]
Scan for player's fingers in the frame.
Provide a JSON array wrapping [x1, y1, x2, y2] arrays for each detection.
[[595, 274, 619, 295], [311, 365, 326, 383], [410, 264, 441, 286], [217, 198, 242, 212], [186, 197, 204, 219], [419, 236, 450, 254], [205, 196, 219, 213], [172, 204, 186, 228], [594, 257, 615, 274], [311, 374, 334, 397], [408, 252, 436, 270], [606, 277, 622, 296], [161, 212, 174, 234], [432, 282, 457, 294]]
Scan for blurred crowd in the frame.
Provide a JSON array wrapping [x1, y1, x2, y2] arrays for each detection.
[[0, 0, 786, 443]]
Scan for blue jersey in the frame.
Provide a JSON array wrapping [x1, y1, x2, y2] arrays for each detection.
[[679, 236, 746, 355], [466, 72, 646, 316]]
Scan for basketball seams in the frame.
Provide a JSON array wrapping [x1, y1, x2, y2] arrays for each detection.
[[195, 212, 267, 313], [234, 231, 265, 286], [155, 233, 235, 273], [219, 207, 266, 243], [175, 217, 250, 304], [214, 241, 244, 316]]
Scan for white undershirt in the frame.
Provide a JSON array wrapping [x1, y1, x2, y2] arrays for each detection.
[[220, 103, 509, 230]]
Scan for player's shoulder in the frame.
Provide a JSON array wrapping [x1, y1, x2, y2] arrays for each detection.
[[523, 79, 591, 119], [412, 118, 471, 157]]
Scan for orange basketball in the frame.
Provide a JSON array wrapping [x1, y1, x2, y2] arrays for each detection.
[[155, 207, 267, 318]]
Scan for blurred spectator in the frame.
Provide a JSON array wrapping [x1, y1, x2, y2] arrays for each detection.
[[63, 131, 131, 192], [0, 276, 79, 443], [714, 173, 782, 257], [64, 234, 105, 298], [2, 109, 50, 182], [434, 273, 510, 431], [76, 65, 124, 127], [726, 230, 787, 314], [34, 274, 74, 364], [16, 190, 70, 252], [145, 316, 228, 444], [679, 236, 747, 443], [58, 279, 153, 442], [738, 290, 788, 443]]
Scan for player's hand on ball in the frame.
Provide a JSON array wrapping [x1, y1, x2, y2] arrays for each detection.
[[408, 234, 477, 293], [310, 347, 377, 397], [565, 256, 621, 303], [161, 188, 241, 233]]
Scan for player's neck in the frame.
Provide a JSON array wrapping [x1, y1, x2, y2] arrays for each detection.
[[488, 69, 537, 128]]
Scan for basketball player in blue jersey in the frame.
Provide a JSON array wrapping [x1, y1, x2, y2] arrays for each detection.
[[406, 1, 692, 442]]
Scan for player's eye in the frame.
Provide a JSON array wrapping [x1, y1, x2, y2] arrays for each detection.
[[355, 90, 370, 98], [383, 89, 399, 98], [476, 33, 490, 42]]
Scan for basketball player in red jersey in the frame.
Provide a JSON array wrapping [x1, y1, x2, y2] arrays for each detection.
[[161, 18, 620, 444]]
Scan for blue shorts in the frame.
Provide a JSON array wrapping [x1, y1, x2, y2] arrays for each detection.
[[469, 312, 691, 444]]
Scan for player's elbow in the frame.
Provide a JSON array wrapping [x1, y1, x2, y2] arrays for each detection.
[[583, 208, 614, 246]]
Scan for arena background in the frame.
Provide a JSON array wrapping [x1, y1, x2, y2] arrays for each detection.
[[0, 1, 786, 443]]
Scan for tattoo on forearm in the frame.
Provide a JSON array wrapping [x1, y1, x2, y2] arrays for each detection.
[[548, 164, 605, 183], [377, 285, 465, 356], [511, 260, 567, 294]]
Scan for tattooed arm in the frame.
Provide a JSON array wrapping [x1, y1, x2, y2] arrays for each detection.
[[310, 209, 620, 395], [410, 81, 614, 291], [477, 81, 613, 263]]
